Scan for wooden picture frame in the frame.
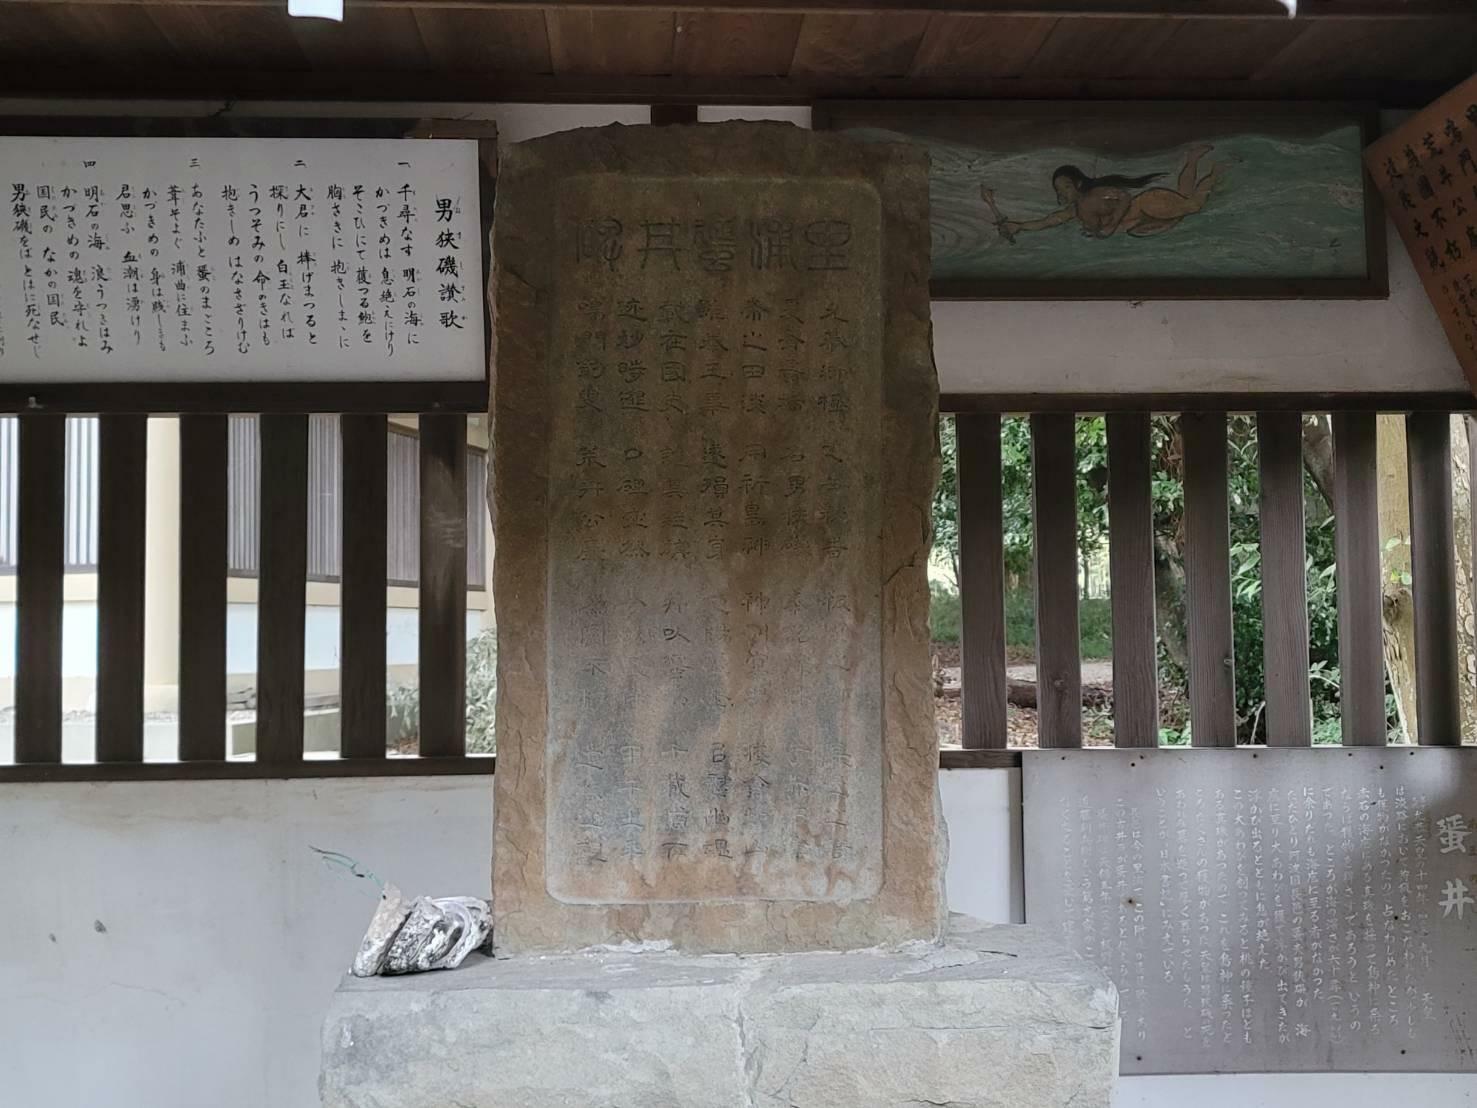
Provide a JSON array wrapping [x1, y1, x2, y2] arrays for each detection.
[[0, 115, 496, 413], [814, 100, 1388, 302]]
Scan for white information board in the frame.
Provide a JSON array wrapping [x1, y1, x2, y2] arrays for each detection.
[[0, 136, 485, 382], [1025, 748, 1477, 1075]]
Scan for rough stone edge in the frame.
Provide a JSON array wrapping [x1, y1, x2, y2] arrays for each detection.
[[321, 917, 1120, 1108], [489, 121, 943, 956]]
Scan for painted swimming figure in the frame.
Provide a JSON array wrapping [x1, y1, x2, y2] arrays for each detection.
[[991, 144, 1226, 241]]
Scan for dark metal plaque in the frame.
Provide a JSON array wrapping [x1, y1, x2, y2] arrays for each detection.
[[1023, 748, 1477, 1074]]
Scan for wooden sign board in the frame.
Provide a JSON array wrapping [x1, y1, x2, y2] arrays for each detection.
[[0, 130, 488, 401], [1366, 76, 1477, 395]]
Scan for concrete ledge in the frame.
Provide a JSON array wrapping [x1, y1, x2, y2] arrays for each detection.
[[320, 914, 1119, 1108]]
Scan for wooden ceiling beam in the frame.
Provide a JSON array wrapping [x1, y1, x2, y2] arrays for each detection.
[[0, 67, 1449, 105], [0, 0, 1471, 19]]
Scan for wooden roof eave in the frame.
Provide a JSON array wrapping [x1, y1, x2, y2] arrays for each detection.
[[0, 0, 1471, 17]]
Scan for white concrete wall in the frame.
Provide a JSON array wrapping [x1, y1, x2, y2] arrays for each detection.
[[0, 601, 483, 682], [3, 769, 1473, 1108], [224, 602, 484, 676]]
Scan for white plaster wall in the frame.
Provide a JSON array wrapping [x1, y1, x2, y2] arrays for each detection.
[[0, 776, 494, 1108], [3, 769, 1473, 1108], [930, 221, 1467, 397], [0, 600, 98, 679], [223, 602, 483, 675], [0, 600, 485, 682]]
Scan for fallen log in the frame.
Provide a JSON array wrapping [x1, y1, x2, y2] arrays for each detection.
[[935, 680, 1114, 710]]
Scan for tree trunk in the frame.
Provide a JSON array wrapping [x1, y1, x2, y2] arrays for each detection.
[[1153, 531, 1190, 672], [1301, 413, 1335, 511], [1377, 414, 1418, 743], [1451, 415, 1476, 737]]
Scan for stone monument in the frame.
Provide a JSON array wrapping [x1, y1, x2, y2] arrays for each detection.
[[491, 120, 943, 956], [320, 122, 1119, 1107]]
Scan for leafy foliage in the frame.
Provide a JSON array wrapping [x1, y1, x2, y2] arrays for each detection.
[[387, 629, 498, 754], [932, 417, 960, 589], [933, 413, 1352, 744]]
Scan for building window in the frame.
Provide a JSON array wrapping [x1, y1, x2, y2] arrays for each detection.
[[0, 415, 100, 574], [227, 415, 488, 589]]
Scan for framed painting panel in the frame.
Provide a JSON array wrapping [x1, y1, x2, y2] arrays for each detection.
[[814, 101, 1387, 301]]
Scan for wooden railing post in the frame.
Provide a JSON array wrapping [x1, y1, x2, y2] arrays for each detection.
[[1256, 411, 1312, 746], [956, 413, 1007, 749], [1331, 412, 1385, 745], [15, 414, 65, 764], [419, 414, 468, 757], [1181, 412, 1236, 747], [1031, 413, 1081, 748], [96, 414, 148, 762], [341, 414, 389, 759], [178, 415, 229, 761], [1406, 411, 1461, 745], [1106, 412, 1157, 747], [256, 414, 309, 764]]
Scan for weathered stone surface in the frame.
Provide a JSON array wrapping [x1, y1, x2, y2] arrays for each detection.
[[490, 121, 942, 955], [320, 915, 1121, 1108]]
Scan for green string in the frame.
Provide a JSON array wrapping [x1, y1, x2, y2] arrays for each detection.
[[309, 845, 387, 897]]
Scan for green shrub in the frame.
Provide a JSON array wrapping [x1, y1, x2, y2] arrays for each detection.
[[387, 628, 498, 754], [929, 582, 962, 644], [933, 583, 1111, 659]]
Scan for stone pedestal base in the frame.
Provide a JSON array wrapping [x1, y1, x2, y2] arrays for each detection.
[[320, 914, 1119, 1108]]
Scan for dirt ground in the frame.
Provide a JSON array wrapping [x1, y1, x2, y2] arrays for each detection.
[[932, 645, 1118, 749]]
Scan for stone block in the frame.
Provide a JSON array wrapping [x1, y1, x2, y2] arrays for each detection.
[[320, 915, 1119, 1107]]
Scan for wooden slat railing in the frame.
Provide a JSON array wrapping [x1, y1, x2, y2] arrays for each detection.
[[946, 401, 1477, 754], [0, 408, 498, 781], [6, 398, 1477, 779]]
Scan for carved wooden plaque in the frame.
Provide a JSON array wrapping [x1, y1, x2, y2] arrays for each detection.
[[1366, 75, 1477, 396]]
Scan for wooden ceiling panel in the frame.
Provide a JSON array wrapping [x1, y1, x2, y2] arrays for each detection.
[[0, 5, 95, 66], [41, 3, 182, 67], [289, 7, 430, 70], [412, 10, 553, 74], [0, 3, 1470, 104], [1148, 18, 1309, 80], [909, 14, 1058, 78], [673, 13, 804, 77], [145, 6, 311, 72], [1023, 15, 1185, 79], [545, 10, 674, 75], [1254, 17, 1477, 84], [789, 14, 930, 78]]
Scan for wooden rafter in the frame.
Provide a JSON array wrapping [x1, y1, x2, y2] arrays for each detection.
[[0, 0, 1470, 17], [0, 68, 1452, 106]]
